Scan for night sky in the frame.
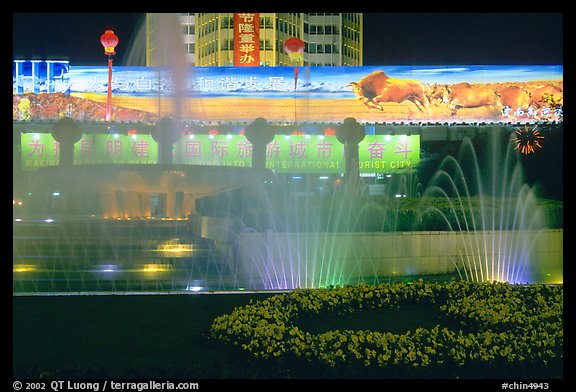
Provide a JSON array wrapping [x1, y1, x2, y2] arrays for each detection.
[[13, 13, 563, 66]]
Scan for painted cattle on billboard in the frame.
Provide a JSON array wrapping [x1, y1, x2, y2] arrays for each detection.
[[496, 85, 531, 111], [429, 82, 502, 116], [13, 63, 563, 124], [348, 70, 431, 113], [527, 84, 563, 109]]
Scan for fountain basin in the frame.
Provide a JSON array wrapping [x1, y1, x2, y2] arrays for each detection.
[[236, 229, 563, 289]]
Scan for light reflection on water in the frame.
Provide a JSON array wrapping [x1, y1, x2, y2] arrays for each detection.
[[13, 255, 235, 293], [12, 217, 241, 293]]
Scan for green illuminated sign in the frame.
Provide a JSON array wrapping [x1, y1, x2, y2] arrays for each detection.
[[175, 135, 253, 168], [174, 134, 419, 173], [20, 133, 158, 170], [175, 135, 344, 173], [265, 135, 343, 173], [358, 135, 420, 173], [21, 133, 419, 173], [75, 134, 158, 165], [176, 135, 344, 173], [21, 133, 60, 169]]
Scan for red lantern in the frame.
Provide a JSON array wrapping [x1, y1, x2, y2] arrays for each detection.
[[100, 30, 119, 56], [100, 29, 119, 121], [283, 37, 305, 92], [283, 37, 305, 63]]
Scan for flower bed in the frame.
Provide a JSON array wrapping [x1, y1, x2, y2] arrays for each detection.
[[210, 280, 562, 376]]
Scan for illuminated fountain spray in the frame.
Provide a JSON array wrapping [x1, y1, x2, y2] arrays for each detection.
[[417, 128, 561, 284], [229, 171, 423, 290], [146, 13, 189, 163], [228, 126, 561, 289], [226, 124, 426, 290]]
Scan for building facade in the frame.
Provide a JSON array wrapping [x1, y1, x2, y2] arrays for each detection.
[[146, 13, 363, 67]]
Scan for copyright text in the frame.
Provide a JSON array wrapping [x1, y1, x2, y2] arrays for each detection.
[[12, 381, 199, 392]]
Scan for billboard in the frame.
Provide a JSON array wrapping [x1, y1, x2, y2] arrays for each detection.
[[13, 63, 563, 124], [13, 60, 70, 94], [21, 133, 420, 174]]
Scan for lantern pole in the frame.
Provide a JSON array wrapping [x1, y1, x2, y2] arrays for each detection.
[[283, 38, 305, 126], [100, 30, 119, 122], [106, 56, 113, 122]]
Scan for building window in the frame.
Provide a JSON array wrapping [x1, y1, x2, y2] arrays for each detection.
[[221, 39, 233, 51], [221, 17, 233, 29], [260, 17, 273, 29]]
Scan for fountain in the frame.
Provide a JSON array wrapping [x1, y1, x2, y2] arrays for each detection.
[[416, 128, 562, 284], [13, 15, 563, 294], [194, 126, 562, 290], [13, 14, 262, 294], [14, 122, 562, 293]]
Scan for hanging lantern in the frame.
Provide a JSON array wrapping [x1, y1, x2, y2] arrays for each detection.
[[283, 37, 305, 92], [100, 29, 119, 122], [100, 30, 119, 56], [283, 37, 305, 64]]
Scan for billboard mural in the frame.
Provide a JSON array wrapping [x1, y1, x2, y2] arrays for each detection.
[[21, 133, 420, 174], [13, 63, 563, 124], [13, 60, 70, 95]]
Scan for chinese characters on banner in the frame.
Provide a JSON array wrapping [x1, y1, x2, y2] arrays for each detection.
[[20, 133, 158, 169], [357, 135, 419, 172], [14, 62, 563, 125], [233, 13, 260, 67], [21, 133, 420, 174], [13, 60, 70, 94]]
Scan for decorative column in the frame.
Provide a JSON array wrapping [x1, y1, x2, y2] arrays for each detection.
[[336, 117, 365, 197], [244, 118, 275, 175], [51, 117, 82, 167], [152, 117, 180, 165]]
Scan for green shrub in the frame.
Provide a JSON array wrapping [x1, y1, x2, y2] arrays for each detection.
[[210, 280, 562, 374]]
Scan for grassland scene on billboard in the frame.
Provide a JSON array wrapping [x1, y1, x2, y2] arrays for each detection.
[[13, 63, 563, 124]]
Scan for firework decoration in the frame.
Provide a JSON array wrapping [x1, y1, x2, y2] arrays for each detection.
[[512, 125, 544, 154]]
